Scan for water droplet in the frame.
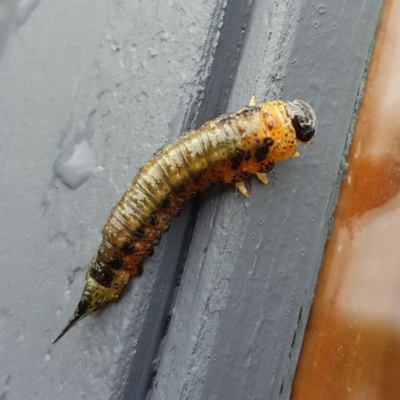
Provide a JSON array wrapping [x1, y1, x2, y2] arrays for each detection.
[[54, 141, 97, 190]]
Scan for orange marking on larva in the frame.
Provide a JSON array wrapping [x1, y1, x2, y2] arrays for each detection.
[[248, 161, 263, 174], [53, 99, 316, 343], [123, 255, 143, 275]]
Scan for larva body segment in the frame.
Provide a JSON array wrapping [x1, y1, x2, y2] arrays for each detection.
[[54, 99, 316, 342]]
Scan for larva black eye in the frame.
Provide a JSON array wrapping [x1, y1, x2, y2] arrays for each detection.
[[286, 100, 317, 143]]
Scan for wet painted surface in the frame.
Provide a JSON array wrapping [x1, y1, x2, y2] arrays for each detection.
[[0, 0, 383, 400], [291, 0, 400, 398]]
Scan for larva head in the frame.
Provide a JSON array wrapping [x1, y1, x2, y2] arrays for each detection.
[[53, 257, 130, 343], [285, 100, 316, 143]]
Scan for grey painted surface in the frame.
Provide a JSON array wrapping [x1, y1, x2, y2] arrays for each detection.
[[149, 1, 383, 400], [0, 1, 382, 400], [0, 0, 227, 399]]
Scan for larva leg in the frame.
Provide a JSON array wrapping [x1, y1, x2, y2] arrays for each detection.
[[256, 172, 269, 185], [236, 181, 250, 197], [249, 95, 257, 107], [293, 151, 300, 157]]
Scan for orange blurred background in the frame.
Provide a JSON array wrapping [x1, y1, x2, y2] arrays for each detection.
[[291, 0, 400, 398]]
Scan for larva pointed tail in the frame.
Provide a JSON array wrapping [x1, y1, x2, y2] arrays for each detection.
[[52, 281, 102, 343], [52, 307, 86, 343], [53, 257, 131, 343]]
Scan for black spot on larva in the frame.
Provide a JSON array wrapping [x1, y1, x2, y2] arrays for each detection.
[[77, 298, 89, 315], [230, 171, 249, 183], [148, 247, 155, 257], [134, 226, 145, 238], [230, 148, 245, 170], [191, 174, 202, 184], [245, 150, 251, 161], [90, 263, 115, 288], [162, 197, 170, 208], [148, 212, 157, 226], [255, 138, 274, 162], [109, 258, 123, 270], [175, 183, 186, 195], [259, 161, 275, 173], [174, 185, 183, 196], [122, 242, 134, 255]]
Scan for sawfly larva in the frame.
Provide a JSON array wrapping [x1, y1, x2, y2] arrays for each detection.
[[53, 97, 316, 343]]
